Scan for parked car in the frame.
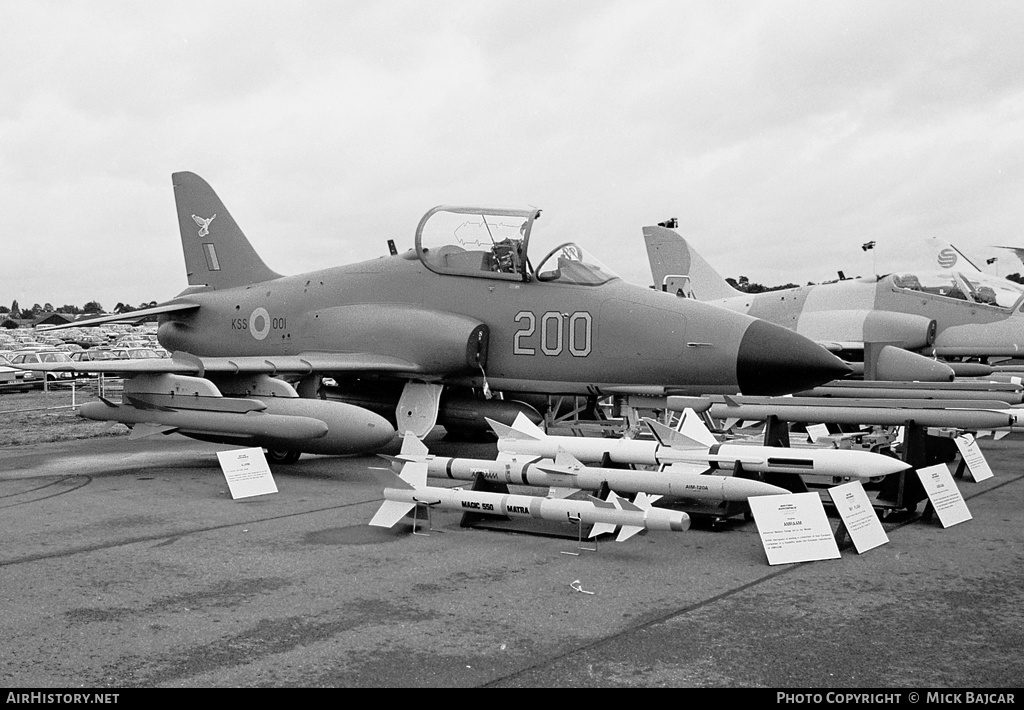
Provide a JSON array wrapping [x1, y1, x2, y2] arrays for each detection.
[[0, 354, 36, 392], [69, 349, 121, 377], [7, 351, 75, 387], [109, 347, 163, 360]]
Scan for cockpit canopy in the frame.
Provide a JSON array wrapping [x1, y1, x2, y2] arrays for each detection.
[[415, 206, 618, 286], [890, 270, 1024, 310]]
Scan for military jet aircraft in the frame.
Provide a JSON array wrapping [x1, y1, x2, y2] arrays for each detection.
[[31, 172, 848, 462], [644, 225, 1024, 369]]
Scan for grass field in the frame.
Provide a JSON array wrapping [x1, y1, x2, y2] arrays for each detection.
[[0, 383, 129, 446]]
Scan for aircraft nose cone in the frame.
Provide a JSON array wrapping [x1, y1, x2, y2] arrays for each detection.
[[737, 320, 851, 396]]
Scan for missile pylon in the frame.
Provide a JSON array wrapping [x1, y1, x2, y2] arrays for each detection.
[[385, 432, 789, 502], [369, 462, 689, 541], [490, 412, 912, 480]]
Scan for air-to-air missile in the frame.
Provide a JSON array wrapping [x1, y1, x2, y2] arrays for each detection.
[[368, 462, 690, 541], [795, 379, 1024, 404], [490, 412, 912, 480], [682, 395, 1020, 431], [384, 432, 790, 502]]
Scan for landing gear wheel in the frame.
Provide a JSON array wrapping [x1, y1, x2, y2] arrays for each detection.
[[265, 449, 301, 464]]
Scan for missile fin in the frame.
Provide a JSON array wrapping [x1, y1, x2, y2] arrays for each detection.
[[589, 521, 618, 538], [632, 492, 663, 509], [398, 461, 428, 487], [369, 500, 418, 528], [587, 495, 618, 510], [677, 409, 719, 447], [399, 431, 429, 456], [486, 417, 540, 442], [614, 495, 643, 513], [615, 525, 645, 542], [128, 423, 177, 440], [370, 467, 417, 490], [510, 411, 547, 437], [643, 417, 706, 449], [546, 486, 581, 499], [535, 464, 578, 476], [664, 461, 711, 475], [554, 448, 586, 470]]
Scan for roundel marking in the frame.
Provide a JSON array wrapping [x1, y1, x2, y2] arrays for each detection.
[[937, 248, 957, 269], [249, 307, 271, 340]]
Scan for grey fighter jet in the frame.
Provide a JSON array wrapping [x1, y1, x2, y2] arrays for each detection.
[[31, 173, 848, 461]]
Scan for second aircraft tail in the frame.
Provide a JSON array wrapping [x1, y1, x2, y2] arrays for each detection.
[[643, 225, 740, 301]]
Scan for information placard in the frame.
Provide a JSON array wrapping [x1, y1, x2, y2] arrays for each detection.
[[217, 448, 278, 500], [827, 481, 888, 553], [916, 463, 971, 527], [748, 492, 841, 565], [953, 434, 994, 482], [805, 423, 829, 443]]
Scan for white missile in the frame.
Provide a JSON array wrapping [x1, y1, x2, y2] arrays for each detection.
[[369, 462, 689, 541], [387, 432, 789, 502], [683, 395, 1019, 430], [491, 412, 912, 480]]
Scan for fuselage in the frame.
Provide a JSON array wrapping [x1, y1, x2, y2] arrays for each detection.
[[709, 274, 1024, 358], [157, 251, 847, 396]]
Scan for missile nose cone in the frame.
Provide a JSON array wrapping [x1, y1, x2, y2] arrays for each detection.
[[737, 320, 852, 396]]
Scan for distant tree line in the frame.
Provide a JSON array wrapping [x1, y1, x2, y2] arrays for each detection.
[[725, 276, 802, 293], [0, 300, 158, 319]]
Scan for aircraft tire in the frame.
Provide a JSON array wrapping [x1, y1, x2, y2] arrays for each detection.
[[265, 449, 302, 465]]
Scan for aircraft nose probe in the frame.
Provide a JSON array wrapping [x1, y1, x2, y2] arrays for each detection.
[[735, 319, 852, 396]]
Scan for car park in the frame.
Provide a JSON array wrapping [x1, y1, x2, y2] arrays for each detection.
[[7, 351, 76, 387]]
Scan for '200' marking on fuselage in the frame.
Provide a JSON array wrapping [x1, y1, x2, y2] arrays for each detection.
[[513, 310, 592, 357], [231, 308, 286, 341]]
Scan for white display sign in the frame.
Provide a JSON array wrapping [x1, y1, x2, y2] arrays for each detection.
[[748, 492, 841, 565], [217, 448, 278, 500], [827, 481, 888, 553], [805, 423, 829, 443], [953, 434, 994, 482], [916, 463, 971, 527]]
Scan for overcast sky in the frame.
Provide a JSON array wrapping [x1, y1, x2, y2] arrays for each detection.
[[2, 0, 1023, 310]]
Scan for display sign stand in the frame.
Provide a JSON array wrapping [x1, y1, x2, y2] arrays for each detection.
[[216, 448, 278, 500], [749, 492, 841, 565], [916, 463, 972, 527], [952, 434, 994, 482], [827, 481, 888, 553]]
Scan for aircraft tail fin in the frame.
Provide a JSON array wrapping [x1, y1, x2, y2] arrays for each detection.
[[643, 225, 740, 301], [172, 171, 282, 290], [928, 237, 983, 273]]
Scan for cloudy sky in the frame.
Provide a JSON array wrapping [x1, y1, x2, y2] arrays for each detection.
[[2, 0, 1023, 310]]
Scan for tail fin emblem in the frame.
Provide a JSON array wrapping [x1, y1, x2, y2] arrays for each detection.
[[192, 213, 217, 237]]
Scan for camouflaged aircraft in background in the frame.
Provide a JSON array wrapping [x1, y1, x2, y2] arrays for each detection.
[[28, 173, 848, 463], [644, 225, 1024, 377]]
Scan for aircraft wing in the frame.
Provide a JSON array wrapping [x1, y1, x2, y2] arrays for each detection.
[[36, 301, 201, 331], [20, 350, 424, 376]]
